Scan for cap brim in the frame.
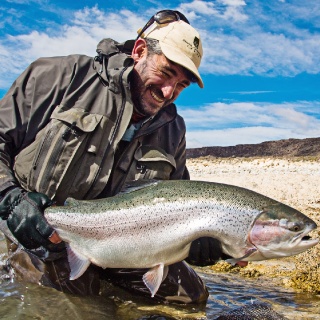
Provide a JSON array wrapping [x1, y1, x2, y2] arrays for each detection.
[[159, 41, 204, 88]]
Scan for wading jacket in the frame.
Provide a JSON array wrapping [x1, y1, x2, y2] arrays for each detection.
[[0, 38, 189, 205]]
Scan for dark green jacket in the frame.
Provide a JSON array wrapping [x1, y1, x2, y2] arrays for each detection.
[[0, 39, 189, 204]]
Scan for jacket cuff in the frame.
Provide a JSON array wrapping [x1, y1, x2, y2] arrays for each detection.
[[0, 185, 19, 202]]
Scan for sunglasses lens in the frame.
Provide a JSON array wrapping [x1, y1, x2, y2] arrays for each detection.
[[137, 10, 190, 39], [175, 11, 190, 24], [154, 11, 179, 24]]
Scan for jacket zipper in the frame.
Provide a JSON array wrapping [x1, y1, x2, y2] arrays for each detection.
[[83, 65, 129, 199]]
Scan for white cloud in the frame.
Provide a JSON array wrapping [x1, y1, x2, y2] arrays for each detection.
[[186, 126, 299, 148], [181, 101, 320, 147], [201, 31, 320, 76], [220, 0, 246, 5], [186, 125, 320, 148], [10, 8, 142, 59], [231, 91, 275, 95], [181, 102, 272, 129], [176, 1, 320, 76], [221, 5, 248, 21], [0, 7, 143, 90], [178, 0, 248, 22], [5, 0, 34, 3], [178, 1, 218, 16]]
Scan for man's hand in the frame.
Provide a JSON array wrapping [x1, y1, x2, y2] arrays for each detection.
[[186, 237, 226, 266], [186, 237, 248, 267], [0, 188, 62, 249]]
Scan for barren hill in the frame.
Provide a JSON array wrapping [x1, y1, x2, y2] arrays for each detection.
[[186, 137, 320, 158]]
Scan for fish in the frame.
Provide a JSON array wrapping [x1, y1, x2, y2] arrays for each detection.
[[44, 180, 319, 297]]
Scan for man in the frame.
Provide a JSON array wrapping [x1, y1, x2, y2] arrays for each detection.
[[0, 10, 223, 303]]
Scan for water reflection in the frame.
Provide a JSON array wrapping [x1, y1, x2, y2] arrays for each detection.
[[201, 271, 320, 319]]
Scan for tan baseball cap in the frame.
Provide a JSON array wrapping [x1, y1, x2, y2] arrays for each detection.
[[141, 20, 204, 88]]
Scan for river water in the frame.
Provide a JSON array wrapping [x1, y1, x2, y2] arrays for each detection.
[[0, 232, 319, 320]]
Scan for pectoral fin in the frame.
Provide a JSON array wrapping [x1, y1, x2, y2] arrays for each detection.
[[66, 244, 91, 280], [226, 248, 257, 265], [142, 263, 168, 297]]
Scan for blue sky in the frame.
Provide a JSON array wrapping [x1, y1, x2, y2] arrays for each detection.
[[1, 0, 319, 148]]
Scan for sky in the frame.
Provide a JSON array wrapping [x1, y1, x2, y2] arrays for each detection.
[[1, 0, 319, 148]]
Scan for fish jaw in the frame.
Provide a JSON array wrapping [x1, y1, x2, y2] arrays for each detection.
[[247, 209, 319, 260]]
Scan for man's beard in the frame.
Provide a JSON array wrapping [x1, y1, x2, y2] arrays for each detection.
[[130, 60, 168, 117], [130, 60, 150, 117]]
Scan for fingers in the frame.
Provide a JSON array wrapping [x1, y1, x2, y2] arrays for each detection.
[[236, 261, 248, 267], [49, 231, 62, 244], [35, 215, 62, 245], [187, 239, 201, 264]]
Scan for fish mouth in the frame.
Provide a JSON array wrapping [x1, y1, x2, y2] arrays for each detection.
[[291, 224, 319, 252], [294, 231, 319, 249]]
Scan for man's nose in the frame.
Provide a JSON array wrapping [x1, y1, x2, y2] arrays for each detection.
[[161, 82, 177, 100]]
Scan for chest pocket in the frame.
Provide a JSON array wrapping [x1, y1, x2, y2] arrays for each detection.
[[127, 145, 176, 181], [14, 105, 103, 198]]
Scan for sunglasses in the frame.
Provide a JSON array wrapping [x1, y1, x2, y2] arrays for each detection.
[[136, 10, 190, 40]]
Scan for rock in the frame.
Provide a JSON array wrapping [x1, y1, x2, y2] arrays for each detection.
[[187, 137, 320, 158]]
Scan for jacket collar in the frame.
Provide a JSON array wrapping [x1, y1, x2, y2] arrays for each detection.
[[135, 104, 177, 138], [94, 38, 135, 86], [96, 38, 135, 56]]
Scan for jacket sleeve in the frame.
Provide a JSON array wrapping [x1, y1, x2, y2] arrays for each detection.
[[0, 56, 75, 194], [171, 133, 190, 180]]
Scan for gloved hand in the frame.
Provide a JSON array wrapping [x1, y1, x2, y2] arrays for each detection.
[[0, 187, 58, 250], [186, 237, 231, 266]]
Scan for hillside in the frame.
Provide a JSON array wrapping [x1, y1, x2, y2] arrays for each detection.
[[186, 137, 320, 158]]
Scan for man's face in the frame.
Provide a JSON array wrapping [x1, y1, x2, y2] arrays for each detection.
[[131, 46, 191, 117]]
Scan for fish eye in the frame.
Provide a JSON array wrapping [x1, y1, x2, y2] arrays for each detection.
[[288, 222, 301, 232]]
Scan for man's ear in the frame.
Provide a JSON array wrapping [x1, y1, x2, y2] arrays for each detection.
[[131, 39, 148, 62]]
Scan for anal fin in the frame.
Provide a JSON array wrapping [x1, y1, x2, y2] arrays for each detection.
[[143, 263, 167, 297], [66, 244, 91, 280]]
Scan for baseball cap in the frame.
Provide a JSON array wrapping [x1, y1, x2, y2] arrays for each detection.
[[142, 20, 204, 88]]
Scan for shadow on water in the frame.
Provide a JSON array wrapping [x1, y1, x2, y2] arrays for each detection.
[[0, 232, 319, 320]]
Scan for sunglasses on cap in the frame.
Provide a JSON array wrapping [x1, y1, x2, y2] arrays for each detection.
[[136, 10, 190, 40]]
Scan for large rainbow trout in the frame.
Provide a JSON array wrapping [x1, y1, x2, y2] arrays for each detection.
[[44, 180, 318, 297]]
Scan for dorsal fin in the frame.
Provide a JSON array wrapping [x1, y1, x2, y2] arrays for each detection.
[[119, 179, 160, 195], [64, 197, 93, 207]]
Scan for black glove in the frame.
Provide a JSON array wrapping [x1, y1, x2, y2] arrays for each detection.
[[186, 237, 232, 266], [0, 188, 56, 250]]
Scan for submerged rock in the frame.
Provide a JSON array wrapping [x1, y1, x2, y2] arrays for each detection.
[[215, 302, 287, 320]]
